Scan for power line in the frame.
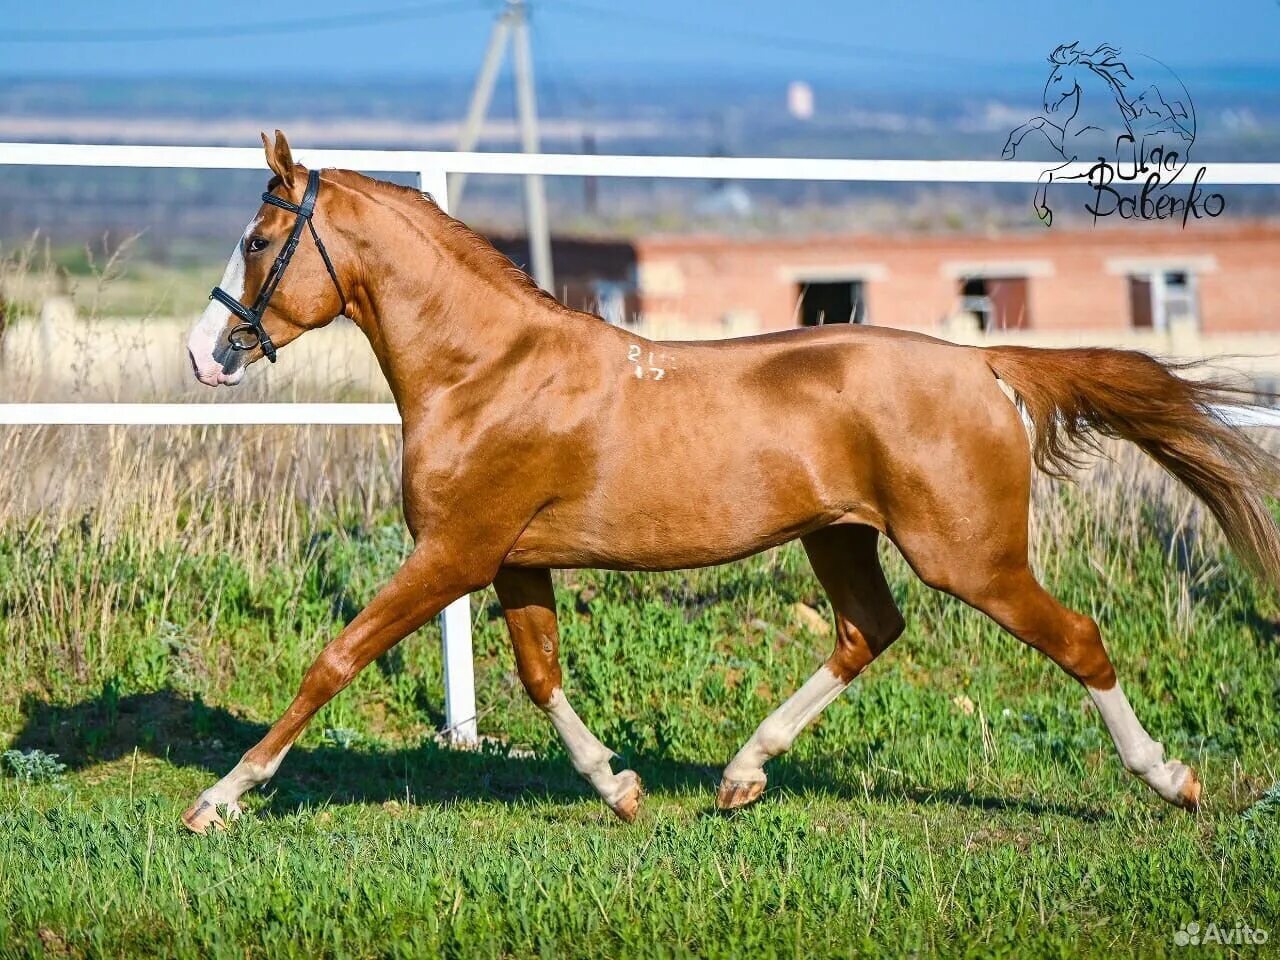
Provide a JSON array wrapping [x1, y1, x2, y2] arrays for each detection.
[[0, 0, 487, 44]]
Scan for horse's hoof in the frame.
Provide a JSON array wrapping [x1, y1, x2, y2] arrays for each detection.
[[181, 798, 239, 834], [607, 770, 643, 823], [1175, 765, 1202, 812], [716, 776, 766, 811]]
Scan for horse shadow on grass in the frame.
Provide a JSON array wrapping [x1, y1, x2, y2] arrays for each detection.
[[10, 688, 1104, 822]]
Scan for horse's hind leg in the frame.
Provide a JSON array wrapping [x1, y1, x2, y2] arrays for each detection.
[[717, 524, 904, 810], [493, 566, 643, 822], [894, 518, 1202, 811], [968, 566, 1199, 809]]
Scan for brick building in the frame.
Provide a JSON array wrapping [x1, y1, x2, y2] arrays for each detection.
[[624, 223, 1280, 340]]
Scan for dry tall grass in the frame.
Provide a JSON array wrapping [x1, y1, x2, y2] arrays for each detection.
[[0, 236, 389, 402]]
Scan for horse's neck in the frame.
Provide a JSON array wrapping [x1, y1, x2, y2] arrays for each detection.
[[341, 194, 566, 412], [1070, 71, 1127, 132]]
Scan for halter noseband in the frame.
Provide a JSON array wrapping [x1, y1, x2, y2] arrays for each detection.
[[209, 168, 347, 363]]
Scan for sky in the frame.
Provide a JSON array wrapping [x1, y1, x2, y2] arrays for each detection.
[[3, 0, 1279, 82]]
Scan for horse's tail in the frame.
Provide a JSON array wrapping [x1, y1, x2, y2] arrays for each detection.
[[984, 345, 1280, 588]]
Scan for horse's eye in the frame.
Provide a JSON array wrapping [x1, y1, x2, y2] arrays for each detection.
[[246, 236, 270, 254]]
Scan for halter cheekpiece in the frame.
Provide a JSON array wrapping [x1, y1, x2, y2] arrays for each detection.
[[209, 168, 347, 363]]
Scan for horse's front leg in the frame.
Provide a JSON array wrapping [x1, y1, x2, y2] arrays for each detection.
[[1003, 118, 1065, 159], [181, 540, 495, 833], [494, 566, 643, 822], [1002, 118, 1045, 159]]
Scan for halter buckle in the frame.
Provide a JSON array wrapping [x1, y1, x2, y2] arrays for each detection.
[[227, 321, 276, 359]]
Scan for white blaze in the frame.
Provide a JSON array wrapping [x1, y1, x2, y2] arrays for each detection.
[[187, 218, 257, 386]]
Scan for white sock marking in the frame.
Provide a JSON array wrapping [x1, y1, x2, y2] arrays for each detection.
[[724, 665, 848, 782], [195, 742, 291, 815], [1089, 683, 1192, 802], [542, 688, 633, 805]]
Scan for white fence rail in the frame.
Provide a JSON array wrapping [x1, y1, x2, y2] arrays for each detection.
[[7, 142, 1280, 183], [3, 141, 1280, 744]]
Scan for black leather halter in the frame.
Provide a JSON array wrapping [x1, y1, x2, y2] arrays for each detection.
[[209, 168, 347, 363]]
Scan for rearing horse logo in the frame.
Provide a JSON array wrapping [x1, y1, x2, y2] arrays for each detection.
[[1003, 42, 1196, 225]]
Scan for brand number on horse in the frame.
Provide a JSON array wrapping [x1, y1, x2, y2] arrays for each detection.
[[628, 344, 666, 381]]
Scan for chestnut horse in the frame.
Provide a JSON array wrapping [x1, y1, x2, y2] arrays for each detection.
[[183, 132, 1280, 831]]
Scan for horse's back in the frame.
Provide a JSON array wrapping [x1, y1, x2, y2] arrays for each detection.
[[648, 322, 998, 419], [658, 320, 951, 352]]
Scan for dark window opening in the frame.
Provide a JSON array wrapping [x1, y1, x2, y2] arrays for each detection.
[[959, 276, 1029, 331], [1161, 270, 1198, 327], [1129, 275, 1154, 329], [798, 280, 865, 326], [1128, 270, 1199, 330]]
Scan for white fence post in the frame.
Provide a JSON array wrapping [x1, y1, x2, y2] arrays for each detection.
[[420, 162, 479, 745], [439, 594, 478, 744]]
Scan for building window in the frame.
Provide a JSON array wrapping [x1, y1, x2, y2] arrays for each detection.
[[1128, 270, 1199, 330], [958, 276, 1030, 331], [798, 280, 866, 326]]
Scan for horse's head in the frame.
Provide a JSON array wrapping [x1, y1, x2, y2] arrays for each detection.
[[1042, 61, 1082, 116], [1043, 42, 1134, 120], [188, 131, 349, 387]]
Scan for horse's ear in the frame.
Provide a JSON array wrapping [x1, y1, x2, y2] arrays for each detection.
[[262, 129, 296, 190]]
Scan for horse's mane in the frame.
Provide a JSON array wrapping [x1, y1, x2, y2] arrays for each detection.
[[342, 172, 562, 309], [1050, 42, 1136, 114]]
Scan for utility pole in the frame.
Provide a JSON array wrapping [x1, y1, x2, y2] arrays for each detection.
[[581, 130, 598, 217], [451, 0, 554, 293]]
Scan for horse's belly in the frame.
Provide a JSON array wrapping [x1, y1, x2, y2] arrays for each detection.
[[504, 513, 836, 571], [504, 476, 862, 571]]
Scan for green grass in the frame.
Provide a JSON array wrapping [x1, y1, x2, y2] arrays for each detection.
[[1, 434, 1279, 958]]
